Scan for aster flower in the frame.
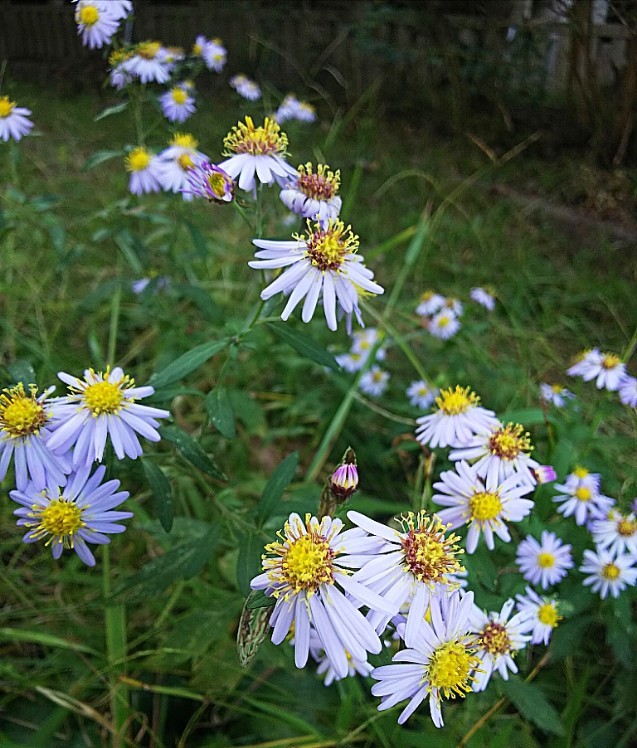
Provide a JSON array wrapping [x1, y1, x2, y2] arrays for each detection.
[[10, 463, 132, 567], [74, 1, 121, 49], [619, 375, 637, 408], [515, 587, 562, 645], [0, 383, 70, 492], [515, 531, 574, 589], [442, 297, 463, 316], [359, 366, 390, 397], [124, 146, 162, 195], [218, 116, 297, 193], [530, 465, 557, 484], [128, 41, 171, 84], [415, 386, 499, 449], [406, 380, 438, 410], [415, 290, 445, 317], [470, 287, 495, 311], [185, 161, 235, 203], [250, 513, 394, 678], [469, 599, 531, 691], [280, 163, 342, 224], [449, 421, 540, 487], [335, 351, 366, 373], [160, 84, 196, 123], [580, 548, 637, 599], [347, 510, 465, 647], [249, 218, 383, 332], [566, 348, 602, 379], [351, 328, 386, 361], [156, 133, 208, 200], [371, 591, 479, 727], [47, 366, 170, 466], [275, 94, 317, 124], [131, 275, 170, 295], [590, 511, 637, 556], [428, 310, 461, 340], [432, 461, 535, 554], [567, 349, 626, 391], [108, 49, 135, 89], [0, 96, 34, 142], [330, 461, 358, 501], [193, 36, 226, 72], [229, 74, 261, 100], [540, 383, 575, 408], [552, 469, 614, 525]]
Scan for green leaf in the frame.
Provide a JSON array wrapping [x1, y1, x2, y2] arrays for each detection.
[[500, 677, 565, 735], [236, 532, 264, 597], [113, 229, 145, 274], [0, 628, 98, 655], [205, 387, 235, 439], [83, 149, 124, 171], [257, 451, 299, 526], [7, 360, 36, 387], [149, 339, 228, 389], [142, 460, 174, 532], [161, 425, 227, 481], [186, 221, 208, 257], [237, 592, 274, 668], [267, 323, 339, 371], [499, 407, 549, 426], [94, 101, 129, 121], [549, 615, 592, 661], [246, 589, 276, 610]]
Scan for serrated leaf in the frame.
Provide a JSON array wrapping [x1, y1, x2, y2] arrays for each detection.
[[267, 323, 339, 371], [94, 101, 129, 121], [149, 339, 228, 389], [161, 425, 226, 481], [237, 592, 273, 668], [257, 451, 299, 526], [142, 460, 174, 532], [236, 531, 264, 597], [83, 149, 124, 171], [206, 387, 235, 439], [501, 677, 565, 735]]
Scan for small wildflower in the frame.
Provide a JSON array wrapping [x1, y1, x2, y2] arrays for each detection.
[[74, 0, 121, 49], [515, 587, 562, 645], [470, 287, 495, 311], [128, 41, 171, 84], [619, 375, 637, 408], [415, 290, 445, 317], [428, 310, 461, 340], [359, 366, 390, 397], [406, 380, 438, 410], [0, 96, 34, 142], [229, 74, 261, 101], [553, 469, 614, 526], [540, 383, 575, 408], [580, 548, 637, 599], [590, 511, 637, 556], [280, 163, 342, 224], [124, 146, 162, 195], [330, 451, 358, 501], [515, 531, 574, 589], [567, 348, 626, 391], [185, 161, 235, 203], [160, 84, 196, 123]]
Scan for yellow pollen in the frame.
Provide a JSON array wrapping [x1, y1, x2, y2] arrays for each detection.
[[223, 116, 288, 157], [207, 172, 227, 198], [551, 384, 564, 393], [537, 552, 556, 569], [602, 353, 621, 369], [469, 491, 502, 522], [0, 383, 48, 438], [109, 49, 132, 67], [426, 640, 479, 700], [300, 219, 359, 272], [400, 511, 464, 585], [0, 96, 16, 118], [435, 386, 479, 416], [574, 466, 589, 479], [479, 621, 512, 655], [296, 163, 340, 201], [420, 290, 435, 301], [537, 602, 561, 628], [170, 132, 198, 149], [125, 147, 151, 172], [35, 498, 84, 539], [78, 5, 99, 26], [178, 153, 195, 171], [617, 517, 636, 537], [602, 563, 620, 580], [137, 41, 161, 60], [488, 423, 532, 460], [83, 380, 124, 416], [171, 87, 188, 105], [193, 42, 203, 55], [575, 487, 592, 502]]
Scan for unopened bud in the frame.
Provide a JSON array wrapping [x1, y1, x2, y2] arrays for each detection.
[[330, 448, 358, 502], [531, 464, 557, 484]]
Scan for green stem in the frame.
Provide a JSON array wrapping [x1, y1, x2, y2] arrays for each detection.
[[621, 324, 637, 363], [107, 266, 122, 365]]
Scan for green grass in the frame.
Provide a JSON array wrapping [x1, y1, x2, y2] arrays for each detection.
[[1, 76, 636, 748]]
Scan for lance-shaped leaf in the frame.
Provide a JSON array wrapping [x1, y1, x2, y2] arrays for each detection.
[[161, 425, 227, 481], [257, 451, 298, 526]]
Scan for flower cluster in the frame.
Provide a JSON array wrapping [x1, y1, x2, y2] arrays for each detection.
[[567, 347, 635, 407], [274, 94, 317, 124], [229, 74, 261, 101]]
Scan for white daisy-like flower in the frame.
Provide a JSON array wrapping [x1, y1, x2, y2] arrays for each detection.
[[0, 383, 70, 492], [346, 510, 465, 647], [449, 421, 540, 487], [442, 297, 463, 316], [351, 328, 386, 361], [0, 96, 34, 142], [406, 380, 438, 410], [128, 41, 171, 84], [275, 94, 317, 124], [160, 84, 196, 123], [359, 366, 390, 397], [371, 591, 479, 727], [72, 0, 133, 21], [567, 349, 626, 391], [415, 385, 499, 449], [540, 383, 575, 408], [124, 146, 163, 195], [415, 290, 445, 317], [280, 163, 342, 224], [156, 133, 208, 200], [74, 1, 121, 49], [432, 461, 535, 554], [47, 366, 170, 466], [590, 511, 637, 556], [218, 116, 297, 193], [249, 218, 383, 332], [515, 587, 562, 645], [229, 74, 261, 100], [469, 599, 531, 691], [580, 548, 637, 599], [335, 351, 366, 373], [108, 49, 135, 90], [515, 531, 574, 589], [619, 375, 637, 408], [428, 310, 461, 340], [566, 348, 602, 379], [194, 36, 226, 72], [250, 513, 394, 679], [552, 468, 614, 526], [470, 287, 495, 311]]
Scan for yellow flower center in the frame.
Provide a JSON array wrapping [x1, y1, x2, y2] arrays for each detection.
[[83, 381, 124, 416], [296, 163, 340, 200], [537, 602, 561, 628], [602, 353, 621, 369], [551, 384, 564, 393], [170, 132, 198, 149], [0, 96, 16, 118], [573, 466, 589, 479], [420, 290, 435, 301], [617, 517, 636, 537], [575, 487, 592, 502], [0, 384, 48, 438], [193, 42, 203, 55], [178, 153, 195, 171], [436, 315, 450, 328], [435, 386, 479, 416], [372, 370, 384, 383], [426, 640, 479, 699], [223, 116, 288, 156], [125, 147, 151, 172], [488, 423, 532, 460], [537, 552, 556, 569], [469, 491, 502, 522], [78, 5, 99, 26], [400, 512, 464, 585], [37, 498, 84, 539], [207, 172, 228, 198], [109, 49, 132, 67], [300, 219, 359, 272], [602, 563, 620, 580], [171, 87, 188, 105], [137, 41, 161, 60], [478, 621, 512, 655]]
